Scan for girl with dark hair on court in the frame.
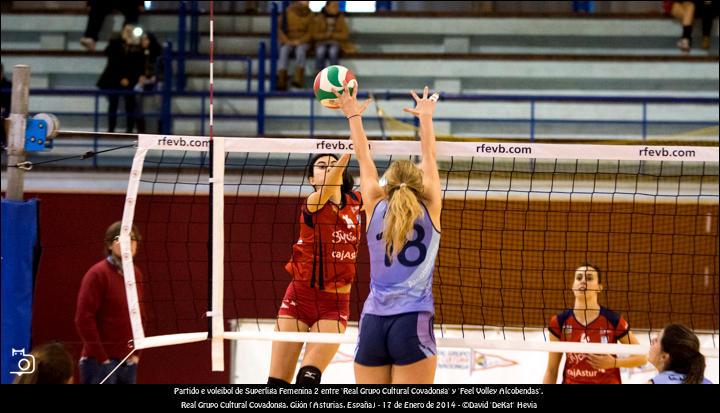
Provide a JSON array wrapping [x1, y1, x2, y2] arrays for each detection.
[[544, 264, 647, 384], [334, 82, 442, 384], [648, 323, 713, 384], [267, 151, 363, 386]]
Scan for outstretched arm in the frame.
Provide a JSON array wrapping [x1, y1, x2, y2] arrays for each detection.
[[305, 153, 351, 213], [404, 86, 441, 218], [333, 82, 384, 209]]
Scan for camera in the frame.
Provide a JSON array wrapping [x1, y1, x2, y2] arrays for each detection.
[[10, 348, 35, 376]]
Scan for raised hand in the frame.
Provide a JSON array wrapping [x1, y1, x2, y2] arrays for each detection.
[[331, 81, 373, 119], [403, 86, 439, 118]]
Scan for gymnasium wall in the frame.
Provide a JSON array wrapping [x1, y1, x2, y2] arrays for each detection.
[[26, 191, 719, 383], [27, 192, 230, 384]]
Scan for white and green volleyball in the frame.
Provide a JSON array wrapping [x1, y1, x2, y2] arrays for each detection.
[[313, 65, 358, 109]]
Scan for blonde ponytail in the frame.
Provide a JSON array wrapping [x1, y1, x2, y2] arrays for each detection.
[[382, 160, 424, 260]]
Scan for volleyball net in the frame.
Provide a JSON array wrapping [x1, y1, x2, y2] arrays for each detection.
[[117, 134, 719, 370]]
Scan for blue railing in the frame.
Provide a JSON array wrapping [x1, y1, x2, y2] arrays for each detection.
[[6, 41, 717, 144], [12, 84, 718, 169], [270, 2, 279, 92], [15, 85, 719, 140]]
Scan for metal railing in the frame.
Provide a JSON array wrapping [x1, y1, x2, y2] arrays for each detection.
[[2, 3, 718, 170], [4, 45, 717, 146]]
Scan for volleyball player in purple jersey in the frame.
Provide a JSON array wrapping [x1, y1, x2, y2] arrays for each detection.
[[333, 83, 442, 384]]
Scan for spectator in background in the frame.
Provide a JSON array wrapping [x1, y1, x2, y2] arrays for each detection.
[[81, 0, 145, 51], [0, 62, 10, 115], [277, 1, 313, 90], [671, 1, 697, 52], [1, 62, 11, 148], [669, 1, 719, 52], [75, 221, 144, 384], [97, 24, 144, 133], [695, 1, 719, 50], [311, 1, 355, 73], [12, 342, 74, 384], [134, 32, 163, 133]]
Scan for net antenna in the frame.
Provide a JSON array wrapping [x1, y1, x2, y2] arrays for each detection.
[[208, 0, 226, 372]]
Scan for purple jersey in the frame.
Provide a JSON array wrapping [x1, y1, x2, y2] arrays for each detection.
[[362, 199, 440, 316]]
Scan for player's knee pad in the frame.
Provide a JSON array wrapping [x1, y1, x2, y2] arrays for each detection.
[[267, 376, 291, 386], [295, 365, 322, 385]]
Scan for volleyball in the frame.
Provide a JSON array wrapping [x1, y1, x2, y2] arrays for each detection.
[[313, 65, 358, 109]]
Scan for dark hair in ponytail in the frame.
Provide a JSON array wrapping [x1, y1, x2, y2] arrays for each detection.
[[661, 323, 706, 384], [305, 153, 354, 194]]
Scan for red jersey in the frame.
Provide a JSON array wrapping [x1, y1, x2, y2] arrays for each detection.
[[548, 307, 629, 384], [285, 191, 362, 289]]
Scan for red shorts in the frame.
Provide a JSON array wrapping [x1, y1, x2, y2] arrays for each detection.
[[277, 281, 350, 329]]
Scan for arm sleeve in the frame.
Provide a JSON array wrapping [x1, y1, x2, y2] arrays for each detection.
[[297, 24, 313, 44], [332, 15, 350, 41], [615, 316, 630, 341], [311, 15, 329, 41]]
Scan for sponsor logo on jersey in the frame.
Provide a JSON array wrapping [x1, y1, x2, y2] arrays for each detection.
[[341, 214, 356, 229], [331, 250, 357, 260], [332, 229, 357, 244]]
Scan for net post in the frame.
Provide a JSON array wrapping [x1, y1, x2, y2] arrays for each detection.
[[6, 65, 30, 200], [208, 0, 225, 372]]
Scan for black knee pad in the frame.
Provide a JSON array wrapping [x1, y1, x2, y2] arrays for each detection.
[[295, 365, 322, 385], [267, 376, 291, 386]]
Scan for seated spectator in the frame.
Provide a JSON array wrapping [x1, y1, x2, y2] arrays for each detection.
[[81, 0, 145, 51], [1, 62, 11, 148], [12, 342, 74, 384], [277, 1, 313, 90], [311, 1, 355, 73], [695, 1, 719, 50], [670, 1, 719, 52], [670, 1, 696, 52]]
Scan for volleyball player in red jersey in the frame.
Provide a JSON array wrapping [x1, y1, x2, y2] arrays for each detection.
[[267, 126, 369, 385], [543, 264, 647, 384]]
